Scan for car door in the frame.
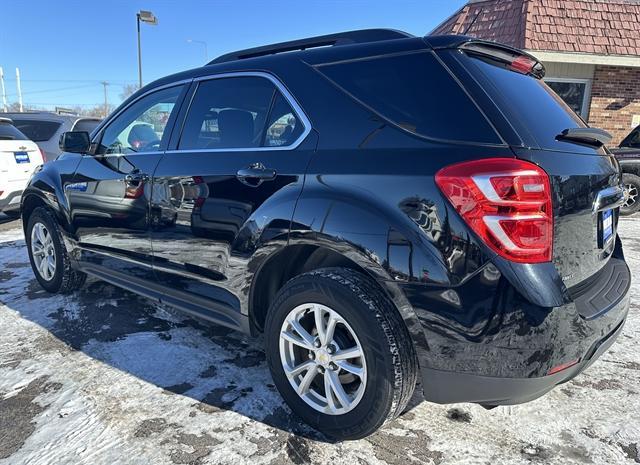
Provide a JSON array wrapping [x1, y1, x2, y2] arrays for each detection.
[[149, 73, 314, 329], [67, 83, 187, 283]]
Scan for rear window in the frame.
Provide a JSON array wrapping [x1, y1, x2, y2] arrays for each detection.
[[458, 52, 587, 151], [315, 51, 501, 144], [11, 119, 62, 141], [73, 119, 101, 133], [0, 122, 28, 140]]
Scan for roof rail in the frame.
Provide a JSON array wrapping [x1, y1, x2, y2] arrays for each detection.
[[208, 29, 414, 65]]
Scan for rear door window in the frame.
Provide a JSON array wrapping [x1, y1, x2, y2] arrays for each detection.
[[315, 51, 501, 144], [10, 119, 62, 141], [179, 76, 305, 150]]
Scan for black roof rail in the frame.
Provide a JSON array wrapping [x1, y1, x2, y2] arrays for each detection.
[[208, 29, 414, 65]]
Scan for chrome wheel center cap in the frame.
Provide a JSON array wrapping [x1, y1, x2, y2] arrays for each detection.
[[316, 349, 331, 366]]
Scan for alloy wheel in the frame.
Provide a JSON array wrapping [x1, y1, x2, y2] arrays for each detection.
[[279, 303, 367, 415], [31, 222, 56, 281], [623, 182, 638, 209]]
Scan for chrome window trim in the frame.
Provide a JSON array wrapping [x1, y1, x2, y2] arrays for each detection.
[[167, 71, 311, 154]]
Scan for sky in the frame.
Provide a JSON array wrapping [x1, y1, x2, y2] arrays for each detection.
[[0, 0, 466, 111]]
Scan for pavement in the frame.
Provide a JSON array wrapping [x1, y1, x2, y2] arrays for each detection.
[[0, 215, 638, 465]]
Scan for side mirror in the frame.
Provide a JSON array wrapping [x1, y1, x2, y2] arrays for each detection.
[[59, 131, 91, 153]]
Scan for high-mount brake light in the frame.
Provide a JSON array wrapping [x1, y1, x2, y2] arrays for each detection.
[[435, 158, 553, 263], [510, 56, 537, 75]]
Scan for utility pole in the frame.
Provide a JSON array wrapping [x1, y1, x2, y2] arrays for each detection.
[[15, 68, 23, 112], [0, 67, 7, 112], [101, 81, 109, 117]]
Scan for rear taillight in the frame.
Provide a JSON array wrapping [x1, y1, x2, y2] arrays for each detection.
[[435, 158, 553, 263], [38, 148, 46, 164]]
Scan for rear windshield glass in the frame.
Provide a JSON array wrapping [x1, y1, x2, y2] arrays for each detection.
[[459, 53, 587, 151], [316, 51, 501, 144], [73, 119, 101, 133], [0, 122, 28, 140], [11, 119, 62, 141]]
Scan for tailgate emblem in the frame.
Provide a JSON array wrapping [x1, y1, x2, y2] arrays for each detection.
[[18, 145, 27, 151]]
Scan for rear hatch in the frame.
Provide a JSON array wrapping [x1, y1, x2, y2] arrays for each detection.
[[0, 121, 43, 183], [435, 41, 623, 290]]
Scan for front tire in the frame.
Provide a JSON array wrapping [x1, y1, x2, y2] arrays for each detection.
[[26, 207, 86, 293], [621, 173, 640, 216], [265, 267, 417, 440]]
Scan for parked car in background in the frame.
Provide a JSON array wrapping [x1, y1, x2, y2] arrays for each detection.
[[0, 112, 101, 162], [20, 30, 630, 439], [0, 117, 44, 217], [610, 125, 640, 216]]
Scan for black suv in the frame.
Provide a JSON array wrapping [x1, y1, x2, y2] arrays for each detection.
[[21, 30, 631, 440]]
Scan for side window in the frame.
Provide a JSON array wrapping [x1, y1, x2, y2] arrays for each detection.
[[179, 76, 304, 150], [98, 85, 183, 155], [264, 93, 303, 147]]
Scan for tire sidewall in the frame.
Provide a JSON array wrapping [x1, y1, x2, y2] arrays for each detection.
[[26, 209, 65, 293], [265, 273, 398, 438]]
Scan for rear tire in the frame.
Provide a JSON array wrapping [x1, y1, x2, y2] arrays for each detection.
[[621, 173, 640, 216], [26, 207, 86, 293], [264, 267, 417, 440]]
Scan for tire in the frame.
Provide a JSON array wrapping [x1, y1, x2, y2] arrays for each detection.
[[26, 207, 86, 293], [621, 173, 640, 216], [264, 267, 418, 440]]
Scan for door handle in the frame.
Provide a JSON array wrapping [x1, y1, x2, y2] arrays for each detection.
[[236, 163, 276, 186], [124, 172, 150, 184]]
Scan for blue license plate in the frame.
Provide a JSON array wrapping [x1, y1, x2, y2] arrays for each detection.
[[602, 209, 613, 244], [14, 151, 30, 164]]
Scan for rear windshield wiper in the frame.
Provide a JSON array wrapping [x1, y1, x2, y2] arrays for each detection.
[[556, 128, 612, 147]]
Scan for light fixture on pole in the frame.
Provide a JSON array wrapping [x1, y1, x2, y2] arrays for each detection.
[[187, 39, 209, 62], [136, 10, 158, 89]]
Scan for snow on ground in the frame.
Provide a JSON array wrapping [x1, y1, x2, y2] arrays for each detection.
[[0, 217, 638, 465]]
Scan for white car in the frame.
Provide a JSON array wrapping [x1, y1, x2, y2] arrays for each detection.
[[0, 118, 43, 218]]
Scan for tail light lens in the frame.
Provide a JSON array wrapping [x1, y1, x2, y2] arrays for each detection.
[[38, 148, 46, 164], [435, 158, 553, 263]]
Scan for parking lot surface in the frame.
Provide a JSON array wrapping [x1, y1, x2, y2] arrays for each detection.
[[0, 216, 638, 465]]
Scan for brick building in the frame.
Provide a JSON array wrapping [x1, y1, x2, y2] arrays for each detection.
[[432, 0, 640, 144]]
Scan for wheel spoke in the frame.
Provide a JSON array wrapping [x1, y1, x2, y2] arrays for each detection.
[[285, 360, 316, 378], [335, 361, 364, 378], [324, 313, 337, 346], [288, 318, 315, 348], [327, 370, 350, 409], [281, 330, 313, 350], [313, 305, 327, 345], [296, 365, 318, 395], [324, 370, 337, 411], [332, 346, 362, 361]]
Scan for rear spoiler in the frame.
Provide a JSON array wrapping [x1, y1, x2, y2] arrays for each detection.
[[424, 35, 546, 79], [0, 117, 14, 124]]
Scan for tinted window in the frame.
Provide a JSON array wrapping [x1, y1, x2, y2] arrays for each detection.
[[316, 51, 500, 144], [621, 126, 640, 148], [11, 119, 62, 141], [180, 76, 292, 150], [264, 93, 304, 147], [99, 85, 183, 155], [73, 119, 101, 133], [0, 122, 28, 140], [461, 53, 586, 150]]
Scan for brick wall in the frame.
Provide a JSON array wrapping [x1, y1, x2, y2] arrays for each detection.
[[588, 65, 640, 145]]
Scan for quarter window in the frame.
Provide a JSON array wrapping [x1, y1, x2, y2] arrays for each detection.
[[98, 85, 184, 155], [179, 76, 304, 150]]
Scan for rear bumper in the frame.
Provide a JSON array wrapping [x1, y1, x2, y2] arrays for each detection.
[[0, 189, 23, 212], [421, 314, 627, 405]]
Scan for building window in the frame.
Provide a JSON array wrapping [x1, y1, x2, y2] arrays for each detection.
[[545, 78, 591, 120]]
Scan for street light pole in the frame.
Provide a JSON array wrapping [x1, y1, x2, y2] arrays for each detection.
[[136, 10, 158, 89], [136, 13, 142, 89]]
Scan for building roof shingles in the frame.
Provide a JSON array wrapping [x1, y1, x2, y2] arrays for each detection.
[[432, 0, 640, 56]]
